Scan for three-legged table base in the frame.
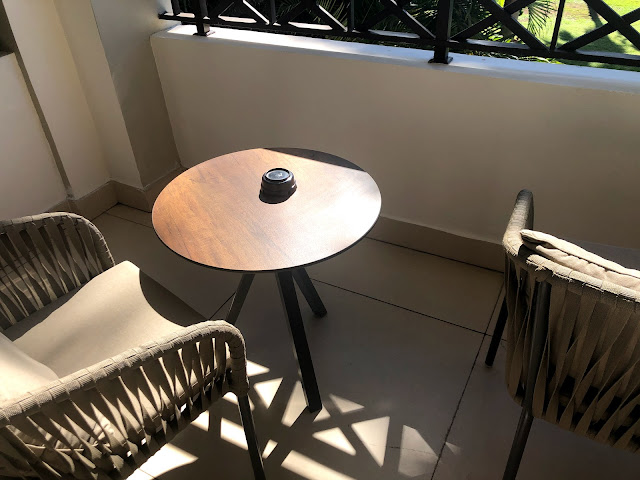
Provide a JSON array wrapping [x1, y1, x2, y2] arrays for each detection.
[[225, 268, 326, 412]]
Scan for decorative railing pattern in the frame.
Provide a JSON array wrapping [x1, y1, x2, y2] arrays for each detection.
[[159, 0, 640, 68]]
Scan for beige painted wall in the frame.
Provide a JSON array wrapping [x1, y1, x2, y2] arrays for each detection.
[[54, 0, 142, 188], [3, 0, 110, 198], [0, 54, 66, 218], [152, 26, 640, 249], [89, 0, 179, 186]]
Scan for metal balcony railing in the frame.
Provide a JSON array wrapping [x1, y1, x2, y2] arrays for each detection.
[[159, 0, 640, 68]]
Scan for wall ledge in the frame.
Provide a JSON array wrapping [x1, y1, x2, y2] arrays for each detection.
[[154, 25, 640, 95]]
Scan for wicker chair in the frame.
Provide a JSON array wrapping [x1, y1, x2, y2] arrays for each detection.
[[486, 190, 640, 479], [0, 213, 265, 479]]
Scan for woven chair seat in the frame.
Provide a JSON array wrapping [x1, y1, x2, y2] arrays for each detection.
[[0, 213, 261, 479]]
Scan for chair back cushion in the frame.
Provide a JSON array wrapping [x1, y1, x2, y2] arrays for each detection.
[[521, 229, 640, 291], [5, 261, 205, 377], [502, 193, 640, 453], [0, 333, 58, 405]]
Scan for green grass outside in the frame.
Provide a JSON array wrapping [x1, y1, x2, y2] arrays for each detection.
[[518, 0, 640, 71]]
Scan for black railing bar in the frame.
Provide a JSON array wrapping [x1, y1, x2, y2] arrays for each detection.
[[560, 7, 640, 52], [288, 21, 335, 30], [219, 15, 261, 24], [192, 0, 210, 35], [503, 0, 538, 15], [270, 0, 277, 24], [583, 0, 640, 50], [550, 0, 566, 51], [475, 0, 547, 51], [431, 0, 453, 63], [453, 0, 536, 41], [313, 4, 348, 32], [170, 0, 182, 15], [157, 13, 640, 67], [160, 13, 436, 42], [348, 0, 355, 33], [453, 39, 640, 67]]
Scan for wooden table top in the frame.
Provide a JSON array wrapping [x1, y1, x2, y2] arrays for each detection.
[[152, 148, 381, 272]]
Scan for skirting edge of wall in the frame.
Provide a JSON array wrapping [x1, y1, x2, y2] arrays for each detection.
[[48, 168, 184, 219], [48, 174, 503, 273], [367, 216, 504, 272]]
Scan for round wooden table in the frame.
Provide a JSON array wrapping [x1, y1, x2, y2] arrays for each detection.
[[153, 148, 381, 412]]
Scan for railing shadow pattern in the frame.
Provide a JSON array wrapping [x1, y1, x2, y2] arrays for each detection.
[[159, 0, 640, 68]]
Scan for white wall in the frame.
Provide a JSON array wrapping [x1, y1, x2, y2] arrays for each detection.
[[0, 54, 66, 218], [3, 0, 109, 198], [152, 26, 640, 249], [54, 0, 143, 188], [89, 0, 179, 186]]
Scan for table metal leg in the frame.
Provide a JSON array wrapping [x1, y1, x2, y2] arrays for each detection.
[[293, 268, 327, 317], [276, 271, 322, 412], [226, 274, 255, 325]]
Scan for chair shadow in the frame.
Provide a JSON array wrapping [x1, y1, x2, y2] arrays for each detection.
[[148, 360, 436, 480]]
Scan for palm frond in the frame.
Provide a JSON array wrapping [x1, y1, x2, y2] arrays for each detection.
[[526, 0, 553, 36]]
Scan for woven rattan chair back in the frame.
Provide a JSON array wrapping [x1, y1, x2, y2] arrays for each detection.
[[0, 213, 114, 329], [487, 190, 640, 479]]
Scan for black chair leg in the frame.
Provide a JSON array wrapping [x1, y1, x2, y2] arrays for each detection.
[[238, 395, 266, 480], [503, 408, 533, 480], [292, 268, 327, 317], [485, 297, 507, 366]]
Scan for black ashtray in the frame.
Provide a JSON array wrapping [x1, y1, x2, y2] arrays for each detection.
[[260, 168, 297, 203]]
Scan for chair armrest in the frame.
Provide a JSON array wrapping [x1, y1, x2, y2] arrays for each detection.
[[0, 320, 248, 422], [0, 320, 248, 478], [502, 189, 534, 258], [0, 212, 114, 326]]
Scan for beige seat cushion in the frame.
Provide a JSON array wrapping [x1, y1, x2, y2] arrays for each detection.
[[571, 238, 640, 271], [5, 261, 205, 377], [521, 230, 640, 291], [0, 333, 58, 404]]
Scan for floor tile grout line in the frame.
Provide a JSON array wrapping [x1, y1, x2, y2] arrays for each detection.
[[104, 211, 153, 229], [309, 277, 489, 337], [483, 284, 506, 336], [103, 208, 494, 336], [104, 208, 502, 276], [429, 334, 484, 480], [366, 236, 503, 274]]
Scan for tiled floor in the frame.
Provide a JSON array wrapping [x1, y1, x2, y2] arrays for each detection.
[[97, 205, 640, 480]]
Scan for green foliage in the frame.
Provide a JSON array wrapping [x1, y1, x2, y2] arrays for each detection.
[[524, 0, 553, 36]]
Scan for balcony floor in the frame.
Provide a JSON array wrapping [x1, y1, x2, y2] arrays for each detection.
[[95, 206, 640, 480]]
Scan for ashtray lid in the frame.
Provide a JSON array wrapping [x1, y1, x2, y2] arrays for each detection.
[[260, 168, 297, 203]]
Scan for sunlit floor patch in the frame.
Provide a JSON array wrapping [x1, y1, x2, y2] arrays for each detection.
[[329, 394, 364, 414], [399, 425, 436, 476], [281, 381, 306, 427], [223, 392, 255, 410], [247, 360, 270, 377], [139, 444, 197, 477], [282, 451, 356, 480], [314, 406, 331, 422], [313, 428, 356, 455], [191, 410, 210, 431], [262, 440, 278, 459], [351, 417, 390, 466], [221, 418, 248, 450], [254, 378, 283, 408]]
